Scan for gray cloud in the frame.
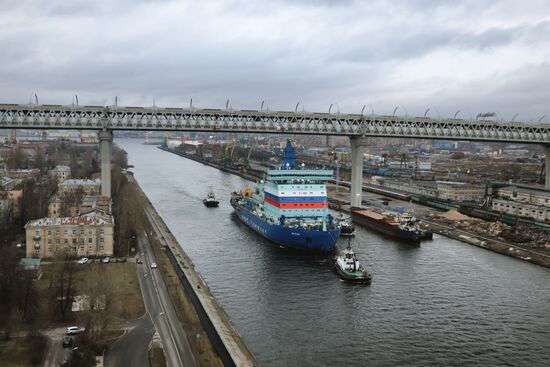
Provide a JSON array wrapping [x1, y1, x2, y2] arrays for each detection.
[[0, 0, 549, 121]]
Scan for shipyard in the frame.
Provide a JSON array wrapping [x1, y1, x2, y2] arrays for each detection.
[[2, 1, 550, 366]]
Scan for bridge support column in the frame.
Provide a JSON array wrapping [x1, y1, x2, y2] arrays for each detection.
[[99, 130, 113, 197], [350, 136, 367, 207], [545, 145, 550, 189]]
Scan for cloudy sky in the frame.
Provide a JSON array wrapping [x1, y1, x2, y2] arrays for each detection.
[[1, 0, 550, 121]]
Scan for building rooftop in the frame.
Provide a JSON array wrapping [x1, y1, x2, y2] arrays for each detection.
[[436, 181, 480, 187], [26, 210, 113, 227], [59, 178, 101, 187], [500, 185, 550, 196], [53, 165, 71, 172], [20, 258, 41, 269]]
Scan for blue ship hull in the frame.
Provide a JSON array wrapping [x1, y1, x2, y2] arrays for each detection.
[[232, 202, 340, 252]]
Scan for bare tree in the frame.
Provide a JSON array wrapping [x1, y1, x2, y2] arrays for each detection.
[[60, 187, 85, 217], [84, 266, 113, 339], [51, 253, 75, 321], [6, 146, 26, 169]]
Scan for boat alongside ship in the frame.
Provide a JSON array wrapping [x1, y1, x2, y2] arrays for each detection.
[[350, 207, 426, 244], [230, 139, 341, 252], [335, 214, 355, 237]]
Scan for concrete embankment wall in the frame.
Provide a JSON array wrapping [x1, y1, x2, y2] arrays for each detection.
[[158, 146, 263, 182], [134, 177, 259, 367], [420, 219, 550, 269]]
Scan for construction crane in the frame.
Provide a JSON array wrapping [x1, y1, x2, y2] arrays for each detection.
[[241, 137, 256, 172], [221, 139, 237, 166], [10, 129, 17, 145]]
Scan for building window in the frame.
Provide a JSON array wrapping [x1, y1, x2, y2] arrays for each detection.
[[35, 230, 39, 236], [64, 230, 68, 235], [72, 230, 76, 235], [48, 231, 51, 235], [88, 238, 92, 243]]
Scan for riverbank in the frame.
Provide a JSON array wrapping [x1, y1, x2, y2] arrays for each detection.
[[419, 219, 550, 268], [158, 146, 263, 182], [327, 188, 550, 269], [126, 171, 259, 366]]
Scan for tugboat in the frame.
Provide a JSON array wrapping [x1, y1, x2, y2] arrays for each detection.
[[203, 187, 219, 207], [336, 213, 355, 237], [334, 238, 372, 284]]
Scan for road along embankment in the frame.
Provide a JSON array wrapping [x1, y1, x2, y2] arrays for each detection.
[[419, 219, 550, 268], [127, 173, 259, 367]]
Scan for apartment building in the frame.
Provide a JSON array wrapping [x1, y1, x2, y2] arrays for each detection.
[[58, 178, 101, 195], [25, 210, 114, 258], [52, 165, 71, 183]]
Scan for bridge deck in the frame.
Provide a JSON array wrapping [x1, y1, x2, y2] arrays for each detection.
[[1, 103, 549, 143]]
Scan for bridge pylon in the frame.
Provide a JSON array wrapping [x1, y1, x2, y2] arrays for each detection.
[[350, 136, 367, 207], [545, 145, 550, 189], [99, 130, 113, 197]]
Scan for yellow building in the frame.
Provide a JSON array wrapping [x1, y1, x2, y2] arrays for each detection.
[[52, 165, 71, 183], [435, 181, 485, 202], [25, 211, 114, 258]]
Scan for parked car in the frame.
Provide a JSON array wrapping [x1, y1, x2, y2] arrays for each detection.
[[150, 262, 158, 269], [62, 336, 73, 348], [77, 257, 89, 265], [102, 257, 110, 263], [136, 258, 143, 264], [117, 257, 127, 263], [66, 326, 85, 335], [16, 243, 22, 248], [109, 258, 117, 263], [86, 259, 93, 264]]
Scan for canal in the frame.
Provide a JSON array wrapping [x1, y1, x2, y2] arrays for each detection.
[[120, 139, 550, 367]]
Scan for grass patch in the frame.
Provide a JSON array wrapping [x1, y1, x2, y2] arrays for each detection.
[[72, 262, 145, 320], [31, 262, 144, 329], [148, 347, 167, 367], [0, 335, 48, 366]]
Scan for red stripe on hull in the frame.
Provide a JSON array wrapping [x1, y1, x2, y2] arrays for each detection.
[[264, 196, 327, 209]]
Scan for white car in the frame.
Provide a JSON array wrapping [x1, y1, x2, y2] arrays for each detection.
[[102, 257, 110, 263], [77, 258, 89, 264], [150, 262, 158, 269], [66, 326, 85, 335]]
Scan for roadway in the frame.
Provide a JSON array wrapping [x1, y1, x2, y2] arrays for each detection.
[[139, 231, 197, 367], [105, 232, 196, 367]]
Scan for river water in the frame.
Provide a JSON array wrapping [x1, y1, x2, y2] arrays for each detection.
[[120, 139, 550, 367]]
